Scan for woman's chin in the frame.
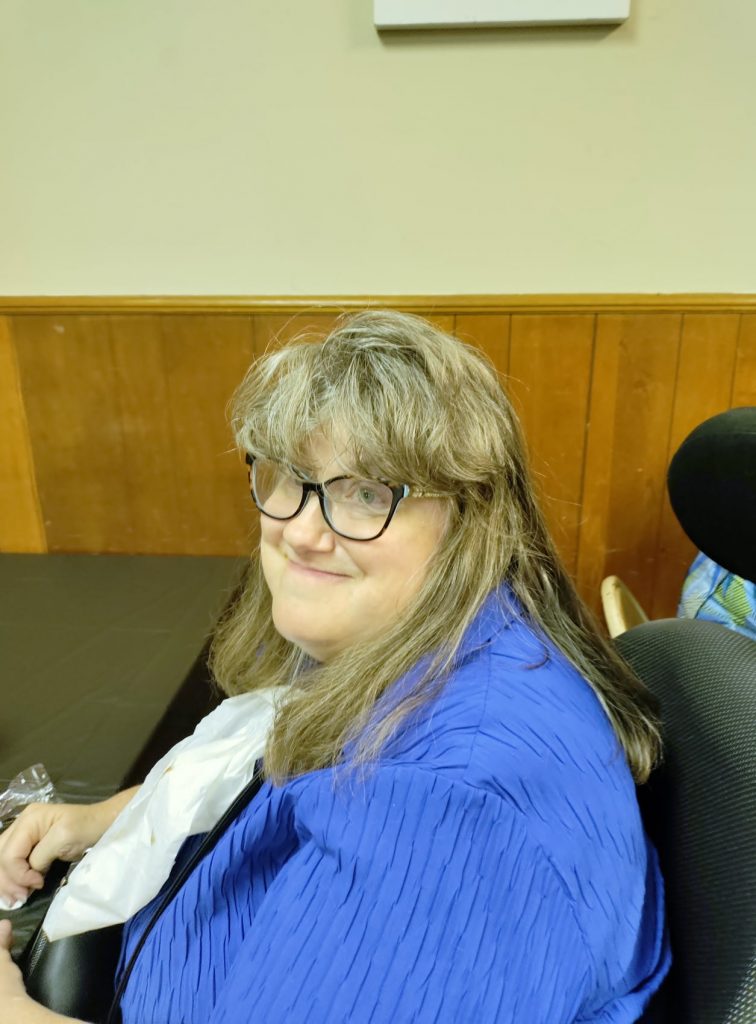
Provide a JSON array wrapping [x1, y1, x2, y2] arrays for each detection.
[[295, 638, 337, 663], [273, 618, 340, 662]]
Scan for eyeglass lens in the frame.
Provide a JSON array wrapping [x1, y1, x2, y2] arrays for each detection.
[[252, 459, 396, 540]]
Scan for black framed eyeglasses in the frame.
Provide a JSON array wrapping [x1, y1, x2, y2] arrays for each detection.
[[245, 455, 441, 542]]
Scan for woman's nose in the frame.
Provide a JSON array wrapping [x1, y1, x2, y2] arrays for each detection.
[[281, 492, 335, 551]]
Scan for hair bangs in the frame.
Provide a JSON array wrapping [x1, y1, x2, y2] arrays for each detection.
[[233, 335, 458, 492]]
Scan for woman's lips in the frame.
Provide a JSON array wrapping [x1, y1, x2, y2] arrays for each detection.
[[286, 559, 351, 581]]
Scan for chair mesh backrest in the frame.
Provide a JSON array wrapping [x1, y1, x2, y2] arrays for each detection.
[[616, 619, 756, 1024]]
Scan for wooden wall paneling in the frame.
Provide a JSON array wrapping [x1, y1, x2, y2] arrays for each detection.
[[12, 315, 136, 553], [0, 317, 46, 552], [580, 314, 682, 617], [575, 319, 622, 617], [157, 315, 256, 556], [252, 313, 340, 356], [107, 315, 188, 553], [732, 314, 756, 407], [454, 314, 511, 378], [650, 314, 740, 618], [422, 314, 455, 335], [507, 315, 595, 576], [6, 298, 753, 591]]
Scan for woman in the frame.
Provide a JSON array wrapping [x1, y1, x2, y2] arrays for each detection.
[[0, 311, 669, 1023]]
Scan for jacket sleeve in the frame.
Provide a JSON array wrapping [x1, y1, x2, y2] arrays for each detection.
[[209, 764, 591, 1024]]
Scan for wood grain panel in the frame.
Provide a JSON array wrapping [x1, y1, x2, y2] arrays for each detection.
[[508, 315, 595, 575], [12, 315, 134, 552], [454, 314, 511, 378], [156, 315, 256, 555], [106, 316, 182, 553], [0, 318, 46, 552], [253, 314, 339, 356], [14, 315, 259, 556], [732, 314, 756, 407], [581, 314, 682, 615], [422, 314, 456, 335], [650, 314, 740, 618], [106, 316, 258, 555], [575, 320, 622, 616]]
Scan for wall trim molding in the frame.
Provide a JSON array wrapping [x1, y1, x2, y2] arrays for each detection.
[[1, 294, 755, 315]]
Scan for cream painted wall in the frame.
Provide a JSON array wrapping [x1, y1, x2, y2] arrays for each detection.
[[0, 0, 754, 294]]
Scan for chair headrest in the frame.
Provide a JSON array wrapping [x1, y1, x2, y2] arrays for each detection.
[[667, 406, 756, 583]]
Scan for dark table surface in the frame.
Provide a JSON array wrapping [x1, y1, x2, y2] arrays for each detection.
[[0, 552, 246, 953]]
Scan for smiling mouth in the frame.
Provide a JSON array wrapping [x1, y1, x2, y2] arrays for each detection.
[[286, 559, 350, 580]]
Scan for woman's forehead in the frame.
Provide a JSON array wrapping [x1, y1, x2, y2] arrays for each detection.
[[293, 433, 358, 478]]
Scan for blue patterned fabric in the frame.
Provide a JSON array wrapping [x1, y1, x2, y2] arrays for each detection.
[[678, 551, 756, 641], [118, 592, 670, 1023]]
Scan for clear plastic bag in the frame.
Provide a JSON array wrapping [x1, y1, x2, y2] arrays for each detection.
[[0, 763, 58, 833]]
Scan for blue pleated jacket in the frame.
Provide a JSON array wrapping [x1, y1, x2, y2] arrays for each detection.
[[118, 591, 670, 1023]]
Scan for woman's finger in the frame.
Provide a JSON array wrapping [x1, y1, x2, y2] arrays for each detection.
[[0, 919, 12, 952], [0, 859, 43, 901]]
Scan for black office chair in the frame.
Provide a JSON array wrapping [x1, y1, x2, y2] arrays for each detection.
[[617, 618, 756, 1024], [616, 407, 756, 1023]]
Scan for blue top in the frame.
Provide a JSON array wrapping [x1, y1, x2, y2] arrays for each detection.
[[118, 591, 669, 1023]]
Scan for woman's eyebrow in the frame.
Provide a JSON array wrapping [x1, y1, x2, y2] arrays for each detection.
[[290, 463, 315, 482], [290, 463, 348, 482]]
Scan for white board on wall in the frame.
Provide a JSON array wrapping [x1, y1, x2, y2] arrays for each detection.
[[374, 0, 630, 28]]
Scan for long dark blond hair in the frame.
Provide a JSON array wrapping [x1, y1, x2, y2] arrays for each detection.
[[210, 310, 660, 784]]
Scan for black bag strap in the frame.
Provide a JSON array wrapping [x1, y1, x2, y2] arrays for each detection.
[[105, 769, 264, 1024]]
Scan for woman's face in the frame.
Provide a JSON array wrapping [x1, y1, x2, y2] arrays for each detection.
[[259, 438, 449, 662]]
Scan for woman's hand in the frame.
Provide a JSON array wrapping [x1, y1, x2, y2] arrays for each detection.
[[0, 802, 105, 905], [0, 918, 26, 1000], [0, 789, 138, 907], [0, 919, 85, 1023]]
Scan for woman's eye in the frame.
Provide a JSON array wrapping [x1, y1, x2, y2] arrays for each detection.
[[328, 478, 394, 514], [358, 486, 378, 504], [351, 481, 392, 510]]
